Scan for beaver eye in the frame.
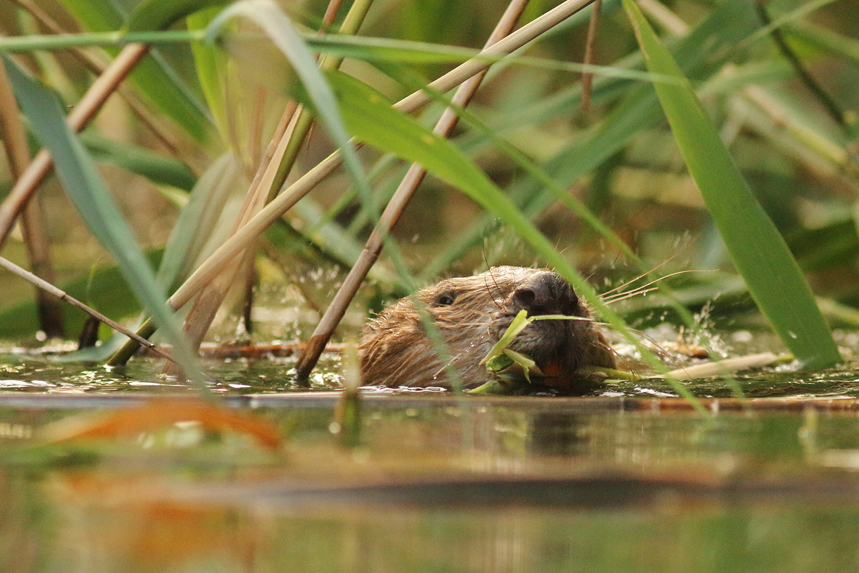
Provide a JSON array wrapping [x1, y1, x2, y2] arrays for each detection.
[[435, 292, 457, 306]]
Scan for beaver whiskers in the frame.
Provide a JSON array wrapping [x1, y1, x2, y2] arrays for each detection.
[[359, 266, 616, 388]]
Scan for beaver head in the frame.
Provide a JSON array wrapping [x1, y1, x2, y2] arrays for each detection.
[[359, 266, 615, 388]]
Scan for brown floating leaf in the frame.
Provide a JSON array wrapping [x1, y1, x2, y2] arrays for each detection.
[[41, 399, 282, 450]]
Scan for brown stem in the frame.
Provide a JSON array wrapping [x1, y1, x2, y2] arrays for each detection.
[[294, 0, 532, 382], [0, 255, 178, 363], [580, 0, 602, 113], [0, 43, 152, 252], [158, 0, 351, 376], [0, 57, 64, 337]]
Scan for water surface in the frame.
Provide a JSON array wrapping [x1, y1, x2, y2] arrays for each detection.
[[1, 337, 859, 572]]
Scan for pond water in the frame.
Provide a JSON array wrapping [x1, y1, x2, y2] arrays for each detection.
[[2, 334, 859, 572]]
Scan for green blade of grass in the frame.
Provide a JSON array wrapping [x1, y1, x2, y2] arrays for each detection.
[[623, 0, 841, 370], [187, 8, 232, 146], [3, 56, 207, 384], [81, 132, 197, 191]]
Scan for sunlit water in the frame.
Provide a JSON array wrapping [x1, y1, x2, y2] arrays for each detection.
[[1, 327, 858, 399]]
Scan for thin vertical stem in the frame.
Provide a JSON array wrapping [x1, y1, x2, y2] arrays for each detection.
[[0, 43, 152, 251], [581, 0, 602, 112], [0, 58, 63, 336]]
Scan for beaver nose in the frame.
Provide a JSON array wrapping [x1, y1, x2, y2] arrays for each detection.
[[512, 272, 579, 316]]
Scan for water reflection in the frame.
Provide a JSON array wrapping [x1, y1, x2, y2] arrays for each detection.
[[5, 462, 859, 573], [2, 345, 859, 570]]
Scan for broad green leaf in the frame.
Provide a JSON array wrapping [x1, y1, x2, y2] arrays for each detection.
[[187, 7, 231, 145], [3, 56, 206, 382], [57, 0, 214, 143], [81, 132, 197, 191], [623, 0, 841, 370]]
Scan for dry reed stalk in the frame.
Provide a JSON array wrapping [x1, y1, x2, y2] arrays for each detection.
[[0, 58, 64, 336], [294, 0, 532, 381], [580, 0, 602, 112], [0, 43, 152, 251], [157, 96, 295, 375], [0, 255, 177, 362], [160, 0, 356, 376]]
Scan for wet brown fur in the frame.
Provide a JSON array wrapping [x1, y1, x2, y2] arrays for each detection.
[[359, 266, 616, 388]]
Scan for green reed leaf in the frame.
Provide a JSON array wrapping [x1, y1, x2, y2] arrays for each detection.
[[187, 7, 231, 145], [81, 132, 197, 191], [623, 0, 841, 370]]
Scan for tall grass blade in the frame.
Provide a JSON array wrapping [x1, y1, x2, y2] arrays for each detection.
[[156, 152, 245, 294], [623, 0, 841, 370], [187, 7, 232, 146]]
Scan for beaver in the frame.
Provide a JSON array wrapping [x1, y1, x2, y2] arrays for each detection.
[[359, 266, 616, 388]]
